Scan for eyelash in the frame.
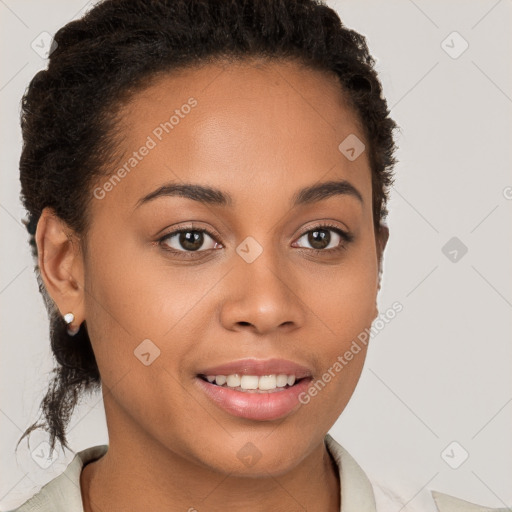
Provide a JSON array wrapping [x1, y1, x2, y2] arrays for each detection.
[[157, 222, 354, 258]]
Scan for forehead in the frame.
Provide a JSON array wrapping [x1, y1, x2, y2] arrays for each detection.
[[120, 58, 362, 140], [92, 59, 371, 218]]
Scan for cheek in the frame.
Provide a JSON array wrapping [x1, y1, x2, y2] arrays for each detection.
[[297, 239, 378, 411], [82, 228, 222, 380], [81, 228, 173, 379], [305, 243, 379, 344]]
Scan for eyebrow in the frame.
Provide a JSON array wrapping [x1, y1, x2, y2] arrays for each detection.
[[134, 179, 363, 210]]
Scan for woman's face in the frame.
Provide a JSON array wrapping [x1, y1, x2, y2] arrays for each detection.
[[78, 59, 386, 475]]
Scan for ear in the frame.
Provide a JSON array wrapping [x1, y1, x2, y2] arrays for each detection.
[[376, 222, 389, 289], [372, 222, 389, 320], [35, 207, 85, 327]]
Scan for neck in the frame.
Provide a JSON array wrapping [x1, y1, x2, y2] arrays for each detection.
[[80, 412, 340, 512]]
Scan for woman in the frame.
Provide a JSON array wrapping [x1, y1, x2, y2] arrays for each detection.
[[6, 0, 505, 511]]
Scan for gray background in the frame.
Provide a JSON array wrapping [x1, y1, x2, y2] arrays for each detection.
[[1, 1, 511, 510]]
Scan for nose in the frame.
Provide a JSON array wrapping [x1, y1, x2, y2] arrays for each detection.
[[219, 246, 306, 335]]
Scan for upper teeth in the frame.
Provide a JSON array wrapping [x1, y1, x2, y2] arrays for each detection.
[[205, 374, 297, 390]]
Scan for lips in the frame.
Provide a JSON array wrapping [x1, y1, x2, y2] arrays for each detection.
[[196, 358, 313, 379], [196, 374, 313, 421]]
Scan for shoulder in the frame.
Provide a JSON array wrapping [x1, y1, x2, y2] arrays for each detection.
[[4, 445, 108, 512], [325, 434, 509, 512], [430, 490, 511, 512], [325, 433, 377, 511]]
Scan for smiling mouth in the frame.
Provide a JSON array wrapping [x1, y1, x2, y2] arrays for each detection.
[[197, 374, 312, 394], [195, 373, 314, 421]]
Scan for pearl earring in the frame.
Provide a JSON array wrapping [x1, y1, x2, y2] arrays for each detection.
[[63, 312, 80, 336]]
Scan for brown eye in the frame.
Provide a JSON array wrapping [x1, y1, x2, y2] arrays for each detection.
[[305, 229, 332, 250], [160, 229, 221, 252], [293, 224, 353, 253]]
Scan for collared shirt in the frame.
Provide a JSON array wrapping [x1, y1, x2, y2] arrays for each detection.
[[5, 434, 508, 512]]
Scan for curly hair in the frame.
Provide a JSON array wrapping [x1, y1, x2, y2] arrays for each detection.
[[17, 0, 398, 455]]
